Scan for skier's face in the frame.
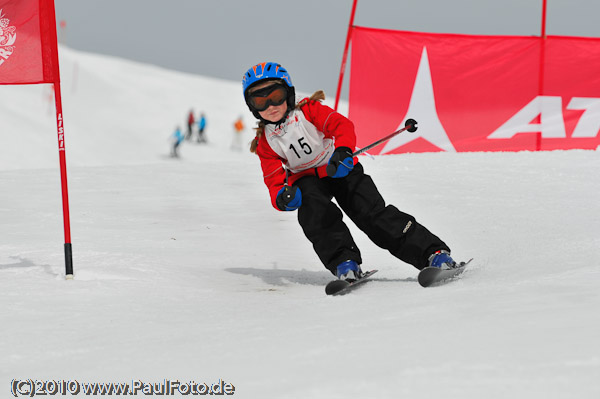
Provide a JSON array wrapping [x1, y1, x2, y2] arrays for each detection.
[[258, 101, 287, 123], [248, 81, 288, 123]]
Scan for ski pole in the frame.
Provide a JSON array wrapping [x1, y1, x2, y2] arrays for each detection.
[[280, 165, 295, 202], [327, 118, 418, 177], [354, 118, 417, 156]]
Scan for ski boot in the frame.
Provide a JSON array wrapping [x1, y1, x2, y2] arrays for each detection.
[[427, 250, 457, 270], [336, 260, 363, 281]]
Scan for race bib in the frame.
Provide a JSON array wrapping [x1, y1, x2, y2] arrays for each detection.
[[264, 110, 334, 173]]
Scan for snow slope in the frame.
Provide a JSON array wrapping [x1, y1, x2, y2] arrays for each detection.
[[1, 47, 599, 399]]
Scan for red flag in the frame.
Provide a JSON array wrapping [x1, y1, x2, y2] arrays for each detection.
[[0, 0, 60, 85], [349, 27, 600, 153], [0, 0, 72, 278]]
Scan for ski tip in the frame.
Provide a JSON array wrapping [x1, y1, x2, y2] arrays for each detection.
[[459, 258, 474, 267], [325, 280, 349, 295], [325, 270, 378, 295]]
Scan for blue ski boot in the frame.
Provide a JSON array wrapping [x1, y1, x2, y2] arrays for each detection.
[[427, 250, 457, 270], [336, 260, 362, 281]]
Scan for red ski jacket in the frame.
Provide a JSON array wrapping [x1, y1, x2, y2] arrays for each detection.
[[255, 99, 357, 210]]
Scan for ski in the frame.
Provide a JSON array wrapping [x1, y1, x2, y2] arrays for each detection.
[[418, 258, 473, 287], [325, 270, 378, 296]]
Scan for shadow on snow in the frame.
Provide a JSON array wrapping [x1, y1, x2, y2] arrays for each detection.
[[225, 267, 415, 287]]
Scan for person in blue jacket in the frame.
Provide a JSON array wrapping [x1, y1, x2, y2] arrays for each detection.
[[197, 113, 207, 143], [171, 126, 184, 157]]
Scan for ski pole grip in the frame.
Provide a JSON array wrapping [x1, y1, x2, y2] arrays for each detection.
[[282, 186, 294, 201]]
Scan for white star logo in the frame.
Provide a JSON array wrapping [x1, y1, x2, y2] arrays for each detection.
[[380, 47, 456, 154]]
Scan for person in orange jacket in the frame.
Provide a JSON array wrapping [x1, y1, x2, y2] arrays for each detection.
[[231, 116, 245, 151], [242, 62, 456, 281]]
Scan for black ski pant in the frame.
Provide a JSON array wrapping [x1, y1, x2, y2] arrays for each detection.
[[294, 163, 449, 275]]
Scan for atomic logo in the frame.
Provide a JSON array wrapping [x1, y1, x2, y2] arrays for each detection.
[[0, 9, 16, 67], [380, 47, 455, 154]]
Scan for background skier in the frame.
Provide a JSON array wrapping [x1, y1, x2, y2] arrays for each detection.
[[186, 109, 195, 140], [232, 115, 244, 151], [170, 125, 184, 157], [197, 112, 207, 143]]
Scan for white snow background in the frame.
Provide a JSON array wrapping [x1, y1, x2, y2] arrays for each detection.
[[1, 46, 599, 399]]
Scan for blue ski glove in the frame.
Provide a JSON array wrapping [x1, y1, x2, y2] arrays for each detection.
[[276, 185, 302, 211], [326, 146, 354, 178]]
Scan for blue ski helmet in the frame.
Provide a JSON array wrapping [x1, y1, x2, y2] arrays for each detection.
[[242, 62, 293, 96], [242, 62, 296, 123]]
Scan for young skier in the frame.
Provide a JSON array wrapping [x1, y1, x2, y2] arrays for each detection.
[[197, 112, 207, 143], [186, 110, 195, 140], [232, 116, 245, 151], [170, 126, 184, 157], [242, 62, 458, 281]]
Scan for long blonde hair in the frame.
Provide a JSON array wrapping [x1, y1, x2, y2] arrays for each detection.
[[249, 90, 326, 154]]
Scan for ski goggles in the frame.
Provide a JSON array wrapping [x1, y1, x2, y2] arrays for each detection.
[[247, 84, 288, 112]]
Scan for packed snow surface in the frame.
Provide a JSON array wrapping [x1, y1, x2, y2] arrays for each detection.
[[1, 47, 599, 399]]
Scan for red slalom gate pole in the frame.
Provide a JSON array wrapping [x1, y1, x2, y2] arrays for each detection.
[[334, 0, 358, 111], [42, 0, 74, 279], [536, 0, 547, 151], [53, 82, 74, 279]]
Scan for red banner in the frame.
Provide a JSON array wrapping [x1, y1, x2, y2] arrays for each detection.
[[0, 0, 71, 278], [348, 27, 600, 153], [0, 0, 60, 85]]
